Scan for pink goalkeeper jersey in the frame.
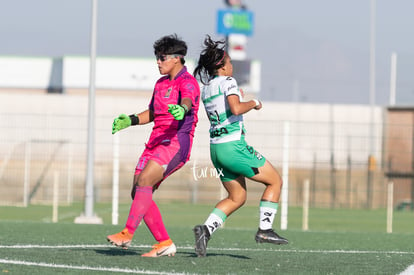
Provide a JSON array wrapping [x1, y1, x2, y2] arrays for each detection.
[[146, 66, 200, 148]]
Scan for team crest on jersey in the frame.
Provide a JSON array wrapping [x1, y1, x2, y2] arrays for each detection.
[[164, 88, 172, 98], [185, 83, 195, 92], [255, 151, 263, 160]]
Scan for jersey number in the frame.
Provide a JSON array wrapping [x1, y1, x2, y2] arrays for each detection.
[[208, 110, 221, 125]]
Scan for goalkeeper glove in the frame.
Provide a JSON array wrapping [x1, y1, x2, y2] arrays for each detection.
[[112, 114, 139, 134], [168, 104, 188, 120]]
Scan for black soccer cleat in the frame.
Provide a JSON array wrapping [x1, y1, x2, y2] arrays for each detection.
[[255, 228, 289, 245], [193, 225, 210, 257]]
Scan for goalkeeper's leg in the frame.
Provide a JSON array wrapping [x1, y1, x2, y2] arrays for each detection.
[[141, 200, 177, 257]]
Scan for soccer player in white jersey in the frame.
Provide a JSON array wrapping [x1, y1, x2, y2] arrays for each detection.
[[192, 35, 288, 257]]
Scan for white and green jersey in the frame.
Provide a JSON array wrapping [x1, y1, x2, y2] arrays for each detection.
[[201, 76, 246, 144]]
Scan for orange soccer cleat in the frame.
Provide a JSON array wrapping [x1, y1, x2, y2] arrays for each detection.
[[141, 239, 176, 257], [107, 228, 133, 249]]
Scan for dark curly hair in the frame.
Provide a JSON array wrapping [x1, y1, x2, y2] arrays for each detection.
[[153, 34, 187, 64], [193, 35, 227, 85]]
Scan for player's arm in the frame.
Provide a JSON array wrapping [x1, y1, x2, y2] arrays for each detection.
[[111, 109, 154, 134], [168, 97, 193, 120], [136, 109, 154, 124], [227, 94, 262, 116], [169, 78, 199, 120], [180, 97, 192, 113]]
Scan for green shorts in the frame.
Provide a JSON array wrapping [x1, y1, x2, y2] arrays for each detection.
[[210, 137, 266, 182]]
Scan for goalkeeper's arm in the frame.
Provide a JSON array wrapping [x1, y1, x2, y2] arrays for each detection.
[[111, 109, 154, 134], [168, 97, 192, 120], [135, 109, 153, 124]]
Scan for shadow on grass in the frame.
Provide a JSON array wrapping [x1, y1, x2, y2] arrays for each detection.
[[93, 249, 251, 259], [179, 251, 251, 259], [94, 248, 140, 256]]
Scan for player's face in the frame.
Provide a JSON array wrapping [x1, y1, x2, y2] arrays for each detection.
[[156, 54, 181, 76], [221, 56, 233, 77]]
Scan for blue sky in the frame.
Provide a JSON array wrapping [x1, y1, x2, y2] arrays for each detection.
[[1, 0, 413, 105]]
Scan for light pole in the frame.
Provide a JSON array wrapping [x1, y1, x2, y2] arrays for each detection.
[[74, 0, 102, 224], [367, 0, 376, 209]]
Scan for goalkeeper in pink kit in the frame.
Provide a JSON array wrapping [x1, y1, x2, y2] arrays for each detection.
[[107, 34, 200, 257]]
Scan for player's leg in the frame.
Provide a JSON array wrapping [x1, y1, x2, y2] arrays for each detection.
[[199, 176, 246, 232], [249, 159, 282, 202], [194, 141, 248, 256], [141, 137, 189, 257], [107, 159, 164, 249], [141, 200, 177, 257], [215, 176, 247, 218], [125, 160, 164, 233], [194, 171, 247, 257], [143, 200, 169, 243], [249, 159, 288, 245], [217, 139, 287, 245]]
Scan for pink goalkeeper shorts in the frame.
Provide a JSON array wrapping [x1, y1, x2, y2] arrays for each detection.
[[134, 134, 193, 188]]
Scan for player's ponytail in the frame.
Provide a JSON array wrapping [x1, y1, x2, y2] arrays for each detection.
[[194, 35, 226, 85]]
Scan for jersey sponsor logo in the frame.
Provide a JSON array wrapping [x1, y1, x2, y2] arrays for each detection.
[[210, 127, 229, 138], [227, 84, 236, 92]]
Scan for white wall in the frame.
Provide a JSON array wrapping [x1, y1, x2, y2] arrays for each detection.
[[0, 55, 196, 91], [62, 56, 195, 90], [0, 57, 53, 88], [0, 55, 260, 92]]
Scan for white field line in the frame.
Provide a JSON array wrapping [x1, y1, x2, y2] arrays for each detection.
[[399, 264, 414, 275], [1, 245, 413, 274], [0, 244, 413, 255], [0, 259, 190, 275]]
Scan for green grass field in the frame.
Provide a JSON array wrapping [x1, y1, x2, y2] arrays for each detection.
[[0, 202, 413, 274]]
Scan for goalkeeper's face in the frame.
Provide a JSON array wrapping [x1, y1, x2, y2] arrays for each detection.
[[156, 54, 182, 76]]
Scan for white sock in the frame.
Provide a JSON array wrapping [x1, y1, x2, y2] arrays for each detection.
[[259, 201, 278, 230], [204, 208, 227, 235]]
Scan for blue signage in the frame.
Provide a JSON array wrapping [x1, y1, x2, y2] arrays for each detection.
[[217, 9, 254, 36]]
